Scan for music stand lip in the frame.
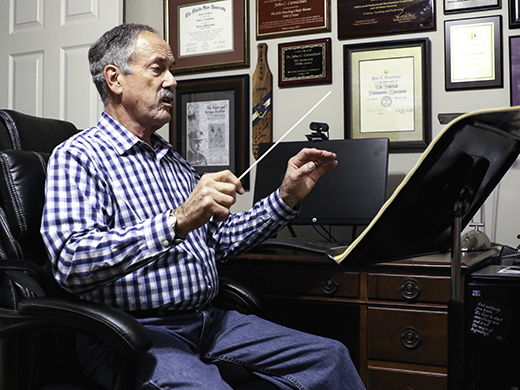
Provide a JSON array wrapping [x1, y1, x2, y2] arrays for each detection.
[[331, 106, 520, 267]]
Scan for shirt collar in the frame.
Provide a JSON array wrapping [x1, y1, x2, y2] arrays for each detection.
[[98, 112, 173, 158]]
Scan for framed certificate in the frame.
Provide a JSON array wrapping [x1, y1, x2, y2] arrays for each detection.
[[444, 0, 500, 14], [344, 38, 431, 150], [167, 0, 249, 74], [171, 75, 250, 189], [444, 16, 503, 90]]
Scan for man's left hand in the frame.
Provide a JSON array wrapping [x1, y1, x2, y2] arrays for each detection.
[[279, 148, 338, 209]]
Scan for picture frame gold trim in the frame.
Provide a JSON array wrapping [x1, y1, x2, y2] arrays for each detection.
[[166, 0, 250, 75], [344, 38, 431, 150], [170, 75, 250, 189], [444, 16, 503, 91]]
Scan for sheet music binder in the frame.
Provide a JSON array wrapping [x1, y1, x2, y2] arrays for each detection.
[[329, 106, 520, 266]]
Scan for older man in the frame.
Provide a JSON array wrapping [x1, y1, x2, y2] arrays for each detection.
[[41, 23, 365, 390]]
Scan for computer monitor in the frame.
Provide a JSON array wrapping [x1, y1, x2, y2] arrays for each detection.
[[253, 138, 389, 226]]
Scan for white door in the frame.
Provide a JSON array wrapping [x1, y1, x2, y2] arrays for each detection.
[[0, 0, 122, 129]]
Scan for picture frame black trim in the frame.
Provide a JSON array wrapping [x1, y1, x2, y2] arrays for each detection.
[[170, 74, 250, 189], [344, 38, 432, 151], [444, 15, 503, 91], [510, 36, 520, 105], [510, 0, 520, 28]]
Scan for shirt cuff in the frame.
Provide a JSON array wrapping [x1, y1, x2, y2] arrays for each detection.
[[267, 189, 299, 224]]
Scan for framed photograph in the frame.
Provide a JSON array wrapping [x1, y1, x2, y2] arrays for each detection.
[[510, 36, 520, 105], [444, 16, 503, 90], [510, 0, 520, 28], [337, 0, 435, 40], [444, 0, 500, 14], [256, 0, 330, 39], [278, 38, 332, 88], [166, 0, 249, 75], [344, 38, 431, 150], [171, 75, 250, 189]]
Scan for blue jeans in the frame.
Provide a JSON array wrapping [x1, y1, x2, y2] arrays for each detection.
[[77, 306, 365, 390]]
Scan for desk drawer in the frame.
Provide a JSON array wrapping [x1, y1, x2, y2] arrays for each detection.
[[368, 307, 447, 366], [367, 273, 451, 303], [367, 366, 447, 390], [221, 266, 360, 298]]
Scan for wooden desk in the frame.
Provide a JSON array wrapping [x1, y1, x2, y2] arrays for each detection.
[[218, 248, 499, 390]]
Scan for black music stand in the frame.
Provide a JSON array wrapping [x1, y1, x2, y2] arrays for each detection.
[[329, 106, 520, 389]]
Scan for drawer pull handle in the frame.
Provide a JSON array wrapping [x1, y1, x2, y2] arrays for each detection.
[[399, 278, 421, 300], [320, 277, 339, 295], [400, 327, 421, 350]]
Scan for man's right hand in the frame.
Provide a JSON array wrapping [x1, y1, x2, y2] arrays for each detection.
[[173, 170, 245, 236]]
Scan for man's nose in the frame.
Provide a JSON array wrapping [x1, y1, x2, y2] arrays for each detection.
[[165, 71, 177, 88]]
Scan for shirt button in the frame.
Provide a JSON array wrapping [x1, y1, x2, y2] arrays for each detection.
[[162, 240, 170, 247]]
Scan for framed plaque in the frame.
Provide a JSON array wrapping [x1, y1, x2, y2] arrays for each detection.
[[344, 38, 431, 150], [444, 0, 500, 14], [278, 38, 332, 88], [171, 75, 250, 189], [445, 16, 503, 90], [256, 0, 330, 39], [510, 36, 520, 105], [167, 0, 249, 75], [510, 0, 520, 28], [337, 0, 435, 40]]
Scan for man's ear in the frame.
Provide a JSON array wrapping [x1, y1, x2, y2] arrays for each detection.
[[104, 65, 122, 95]]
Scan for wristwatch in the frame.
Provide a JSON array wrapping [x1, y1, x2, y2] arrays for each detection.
[[168, 209, 187, 245]]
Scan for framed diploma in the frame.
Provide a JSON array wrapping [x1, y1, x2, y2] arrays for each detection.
[[278, 38, 332, 88], [256, 0, 330, 39], [344, 38, 431, 150], [167, 0, 249, 75], [337, 0, 435, 40], [444, 16, 503, 91], [510, 0, 520, 28], [510, 36, 520, 105], [171, 75, 250, 189], [444, 0, 500, 14]]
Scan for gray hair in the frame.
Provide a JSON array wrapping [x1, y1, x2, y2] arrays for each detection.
[[88, 23, 158, 105]]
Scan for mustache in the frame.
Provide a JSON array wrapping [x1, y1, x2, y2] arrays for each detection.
[[159, 89, 175, 103]]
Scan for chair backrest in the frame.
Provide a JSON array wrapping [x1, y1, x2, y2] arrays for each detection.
[[0, 110, 78, 265]]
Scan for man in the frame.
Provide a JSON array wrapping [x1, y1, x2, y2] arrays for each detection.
[[41, 23, 365, 390], [187, 129, 208, 166]]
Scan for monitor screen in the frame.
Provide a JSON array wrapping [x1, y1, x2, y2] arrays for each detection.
[[253, 138, 389, 225]]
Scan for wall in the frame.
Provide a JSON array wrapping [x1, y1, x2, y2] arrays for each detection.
[[127, 0, 520, 247]]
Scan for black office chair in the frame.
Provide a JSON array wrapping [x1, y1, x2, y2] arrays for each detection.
[[0, 110, 274, 390]]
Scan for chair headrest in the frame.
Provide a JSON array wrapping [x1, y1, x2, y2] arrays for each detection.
[[0, 110, 78, 153]]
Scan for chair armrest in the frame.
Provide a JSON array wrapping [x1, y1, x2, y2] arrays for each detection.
[[0, 297, 151, 360], [214, 276, 261, 314]]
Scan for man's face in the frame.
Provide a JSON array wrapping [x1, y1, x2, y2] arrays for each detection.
[[118, 32, 176, 130]]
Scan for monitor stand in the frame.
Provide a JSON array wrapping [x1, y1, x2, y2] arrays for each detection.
[[328, 106, 520, 389]]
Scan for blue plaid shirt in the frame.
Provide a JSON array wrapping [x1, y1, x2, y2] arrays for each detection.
[[41, 112, 297, 311]]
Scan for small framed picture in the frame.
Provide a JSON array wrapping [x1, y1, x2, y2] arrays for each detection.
[[444, 16, 503, 90], [171, 75, 250, 189]]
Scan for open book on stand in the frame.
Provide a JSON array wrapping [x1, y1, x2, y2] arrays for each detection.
[[329, 106, 520, 267]]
